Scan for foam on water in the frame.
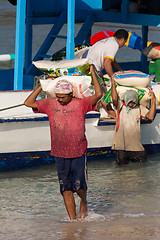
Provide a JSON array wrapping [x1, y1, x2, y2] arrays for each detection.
[[61, 210, 106, 223], [124, 212, 146, 218]]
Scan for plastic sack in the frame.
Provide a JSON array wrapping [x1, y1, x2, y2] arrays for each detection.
[[103, 85, 151, 109], [114, 70, 151, 88], [51, 43, 90, 61], [40, 75, 93, 99], [33, 58, 90, 77]]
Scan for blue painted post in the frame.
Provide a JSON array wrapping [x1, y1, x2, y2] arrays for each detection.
[[121, 0, 129, 23], [141, 26, 148, 72], [66, 0, 75, 60], [14, 0, 26, 90]]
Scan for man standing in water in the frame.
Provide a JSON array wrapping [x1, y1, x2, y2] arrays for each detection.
[[83, 29, 128, 118], [111, 77, 156, 165], [24, 65, 102, 220]]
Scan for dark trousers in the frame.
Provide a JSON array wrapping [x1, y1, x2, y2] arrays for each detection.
[[115, 150, 147, 165]]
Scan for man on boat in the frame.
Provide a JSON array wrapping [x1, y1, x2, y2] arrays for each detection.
[[111, 78, 156, 165], [24, 65, 102, 220], [83, 29, 128, 119]]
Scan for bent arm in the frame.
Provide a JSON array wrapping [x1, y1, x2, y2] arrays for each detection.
[[146, 90, 156, 121], [103, 58, 123, 78], [24, 86, 42, 109], [112, 60, 123, 72], [90, 65, 102, 106], [103, 57, 114, 78]]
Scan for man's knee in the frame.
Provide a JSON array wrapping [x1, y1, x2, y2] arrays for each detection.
[[76, 189, 87, 201]]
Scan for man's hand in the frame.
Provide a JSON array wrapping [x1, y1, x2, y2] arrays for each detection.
[[148, 87, 156, 102], [90, 64, 96, 74]]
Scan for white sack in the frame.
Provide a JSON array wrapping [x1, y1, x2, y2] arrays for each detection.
[[40, 75, 93, 99]]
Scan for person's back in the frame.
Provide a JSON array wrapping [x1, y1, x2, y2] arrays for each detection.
[[87, 37, 119, 72], [83, 29, 128, 119]]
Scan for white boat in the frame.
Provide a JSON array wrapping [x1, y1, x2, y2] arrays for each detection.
[[0, 85, 160, 171], [1, 0, 160, 171]]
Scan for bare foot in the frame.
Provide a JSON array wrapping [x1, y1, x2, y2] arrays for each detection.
[[78, 200, 88, 221], [108, 110, 116, 119]]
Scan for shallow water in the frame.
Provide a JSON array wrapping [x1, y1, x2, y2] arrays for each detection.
[[0, 156, 160, 240]]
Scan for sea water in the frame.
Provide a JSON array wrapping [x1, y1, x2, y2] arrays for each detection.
[[1, 1, 160, 239], [0, 157, 160, 240]]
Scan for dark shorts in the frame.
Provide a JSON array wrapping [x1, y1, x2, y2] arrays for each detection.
[[55, 154, 87, 195], [115, 150, 147, 165]]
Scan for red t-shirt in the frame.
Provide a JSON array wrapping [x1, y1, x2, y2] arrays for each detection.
[[34, 97, 93, 158]]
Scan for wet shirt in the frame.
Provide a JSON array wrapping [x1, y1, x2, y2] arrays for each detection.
[[34, 97, 93, 158], [86, 37, 119, 72], [112, 101, 149, 151]]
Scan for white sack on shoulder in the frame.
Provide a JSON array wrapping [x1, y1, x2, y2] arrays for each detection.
[[40, 75, 93, 99], [116, 85, 151, 108]]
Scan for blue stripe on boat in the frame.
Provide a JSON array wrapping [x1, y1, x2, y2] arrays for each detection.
[[0, 144, 160, 171]]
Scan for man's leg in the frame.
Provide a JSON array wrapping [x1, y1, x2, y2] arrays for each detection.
[[63, 191, 76, 220], [76, 189, 88, 220], [95, 70, 116, 119], [55, 157, 76, 220], [115, 150, 130, 165], [72, 154, 88, 220], [130, 150, 147, 162]]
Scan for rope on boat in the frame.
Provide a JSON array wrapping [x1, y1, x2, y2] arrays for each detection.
[[0, 74, 47, 113], [0, 103, 24, 112]]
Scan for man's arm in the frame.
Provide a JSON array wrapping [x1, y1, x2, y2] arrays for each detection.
[[112, 60, 123, 72], [111, 78, 118, 108], [103, 58, 123, 79], [103, 58, 114, 78], [146, 89, 156, 121], [24, 86, 42, 109], [90, 65, 102, 106]]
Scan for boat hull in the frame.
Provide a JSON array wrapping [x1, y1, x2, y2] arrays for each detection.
[[1, 111, 160, 171], [0, 90, 160, 171]]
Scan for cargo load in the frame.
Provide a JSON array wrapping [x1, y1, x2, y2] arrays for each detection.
[[40, 75, 93, 99], [33, 58, 90, 77]]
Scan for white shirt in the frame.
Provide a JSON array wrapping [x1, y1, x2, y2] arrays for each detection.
[[86, 37, 119, 72]]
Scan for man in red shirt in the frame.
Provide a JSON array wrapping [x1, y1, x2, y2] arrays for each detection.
[[24, 65, 102, 220]]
